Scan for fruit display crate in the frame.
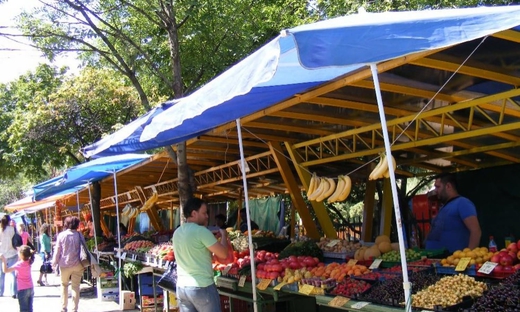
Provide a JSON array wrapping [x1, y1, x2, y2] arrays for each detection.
[[413, 295, 477, 311], [433, 263, 477, 276], [322, 251, 355, 259]]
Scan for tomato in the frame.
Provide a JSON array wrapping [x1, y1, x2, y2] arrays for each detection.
[[289, 261, 301, 270], [313, 257, 320, 265], [257, 263, 265, 271], [256, 269, 266, 279], [268, 271, 280, 280], [270, 258, 279, 264], [264, 264, 272, 272], [288, 255, 297, 262], [303, 257, 316, 267], [271, 264, 283, 272], [233, 251, 239, 257]]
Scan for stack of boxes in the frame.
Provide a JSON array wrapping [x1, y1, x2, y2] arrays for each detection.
[[97, 271, 119, 302], [138, 273, 164, 312], [119, 290, 136, 310]]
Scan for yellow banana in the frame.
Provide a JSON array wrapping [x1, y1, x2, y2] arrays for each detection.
[[369, 154, 384, 180], [307, 173, 318, 197], [382, 154, 396, 178], [327, 175, 345, 203], [307, 177, 323, 201], [317, 178, 335, 202], [337, 175, 352, 202], [370, 153, 388, 180], [312, 178, 328, 202]]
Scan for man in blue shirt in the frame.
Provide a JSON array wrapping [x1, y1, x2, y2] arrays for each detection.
[[425, 173, 482, 253]]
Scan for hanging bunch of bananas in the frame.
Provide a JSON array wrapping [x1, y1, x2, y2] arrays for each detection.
[[121, 204, 140, 219], [307, 173, 352, 203], [140, 192, 158, 211], [368, 152, 396, 180]]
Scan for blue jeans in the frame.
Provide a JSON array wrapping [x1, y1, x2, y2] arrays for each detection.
[[0, 254, 18, 296], [177, 284, 221, 312], [18, 288, 34, 312]]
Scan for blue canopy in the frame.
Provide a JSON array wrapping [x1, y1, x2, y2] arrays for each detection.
[[33, 154, 150, 201], [82, 6, 520, 156], [81, 102, 176, 158]]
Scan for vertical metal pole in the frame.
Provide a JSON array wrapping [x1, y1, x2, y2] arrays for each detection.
[[87, 183, 99, 253], [76, 190, 81, 218], [370, 63, 412, 311], [113, 171, 122, 297], [236, 119, 258, 312]]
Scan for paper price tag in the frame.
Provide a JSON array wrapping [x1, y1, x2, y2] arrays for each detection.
[[351, 301, 370, 309], [347, 259, 358, 266], [327, 239, 340, 247], [116, 250, 121, 258], [273, 281, 287, 291], [222, 264, 232, 275], [328, 296, 350, 307], [369, 259, 383, 269], [478, 261, 498, 274], [299, 284, 315, 295], [238, 275, 247, 287], [165, 261, 171, 268], [121, 252, 127, 260], [160, 259, 165, 268], [131, 254, 137, 261], [455, 257, 471, 271], [256, 279, 272, 290]]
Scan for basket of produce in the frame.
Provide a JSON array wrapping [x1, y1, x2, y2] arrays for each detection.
[[378, 249, 422, 268], [433, 263, 477, 276], [359, 271, 440, 307], [317, 238, 360, 257], [408, 258, 441, 267], [411, 274, 486, 311], [327, 277, 372, 299], [469, 283, 520, 311]]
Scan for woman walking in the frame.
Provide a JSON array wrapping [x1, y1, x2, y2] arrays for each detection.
[[0, 215, 18, 298], [37, 224, 52, 286], [52, 216, 85, 312]]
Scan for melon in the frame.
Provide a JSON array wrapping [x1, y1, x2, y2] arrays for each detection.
[[378, 241, 392, 254], [391, 242, 400, 251], [354, 247, 367, 261], [375, 235, 391, 245], [364, 245, 381, 260]]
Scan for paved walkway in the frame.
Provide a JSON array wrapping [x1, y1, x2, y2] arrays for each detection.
[[0, 256, 139, 312]]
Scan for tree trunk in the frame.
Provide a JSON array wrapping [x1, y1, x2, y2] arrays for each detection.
[[92, 181, 102, 238], [176, 141, 192, 222]]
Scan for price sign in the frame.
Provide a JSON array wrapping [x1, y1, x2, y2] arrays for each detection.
[[121, 252, 127, 260], [131, 254, 137, 261], [351, 301, 370, 309], [299, 284, 315, 295], [116, 250, 121, 258], [455, 257, 472, 271], [222, 264, 232, 275], [256, 279, 272, 290], [273, 281, 287, 291], [165, 261, 171, 268], [160, 259, 165, 268], [347, 259, 358, 266], [238, 275, 247, 287], [327, 239, 340, 247], [328, 296, 350, 307], [478, 261, 498, 274], [369, 259, 383, 269]]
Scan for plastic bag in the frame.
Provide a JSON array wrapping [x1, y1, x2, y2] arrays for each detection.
[[213, 238, 236, 265]]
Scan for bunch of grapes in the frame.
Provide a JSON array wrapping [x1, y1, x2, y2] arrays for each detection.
[[470, 285, 520, 311], [360, 271, 440, 305]]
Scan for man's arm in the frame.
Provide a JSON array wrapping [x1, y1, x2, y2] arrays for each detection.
[[207, 229, 229, 259], [463, 216, 481, 249]]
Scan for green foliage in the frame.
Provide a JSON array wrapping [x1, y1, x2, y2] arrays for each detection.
[[0, 175, 31, 211], [0, 65, 141, 179]]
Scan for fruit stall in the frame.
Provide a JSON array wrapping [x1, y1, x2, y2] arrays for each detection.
[[108, 225, 520, 312]]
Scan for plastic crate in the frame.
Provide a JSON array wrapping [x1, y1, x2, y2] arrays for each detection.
[[322, 252, 348, 259], [433, 263, 477, 275], [220, 296, 249, 312]]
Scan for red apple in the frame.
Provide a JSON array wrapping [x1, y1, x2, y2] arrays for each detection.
[[500, 254, 514, 266], [507, 242, 518, 253], [513, 263, 520, 271], [494, 265, 504, 273], [508, 251, 518, 264], [490, 254, 501, 263], [498, 250, 509, 258]]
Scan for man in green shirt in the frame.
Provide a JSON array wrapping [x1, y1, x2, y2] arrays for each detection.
[[173, 198, 229, 312]]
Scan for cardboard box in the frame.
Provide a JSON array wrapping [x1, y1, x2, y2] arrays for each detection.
[[119, 290, 136, 310]]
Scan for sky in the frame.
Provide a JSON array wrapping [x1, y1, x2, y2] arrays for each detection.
[[0, 0, 79, 83]]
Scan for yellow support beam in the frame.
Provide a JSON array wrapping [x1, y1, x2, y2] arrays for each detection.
[[146, 204, 164, 232], [362, 180, 376, 242], [380, 179, 393, 237], [281, 142, 337, 239]]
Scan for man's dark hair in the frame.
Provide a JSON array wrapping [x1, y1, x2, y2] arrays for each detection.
[[183, 198, 206, 219], [215, 214, 226, 222], [435, 173, 458, 191]]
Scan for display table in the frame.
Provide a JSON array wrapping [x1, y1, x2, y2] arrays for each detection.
[[315, 296, 404, 312]]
